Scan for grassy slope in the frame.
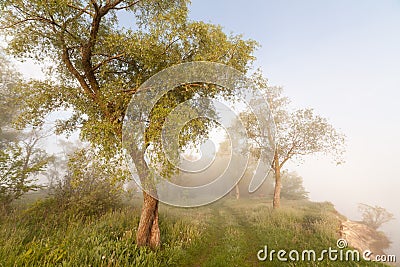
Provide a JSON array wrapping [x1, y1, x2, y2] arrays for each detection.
[[0, 197, 389, 266]]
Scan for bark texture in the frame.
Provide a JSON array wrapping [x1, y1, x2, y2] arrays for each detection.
[[133, 147, 160, 249], [136, 191, 160, 249]]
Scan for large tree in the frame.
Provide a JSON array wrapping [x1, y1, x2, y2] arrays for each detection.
[[0, 0, 257, 248]]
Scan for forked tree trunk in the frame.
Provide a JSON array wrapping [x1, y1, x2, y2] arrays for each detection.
[[272, 151, 281, 209], [133, 147, 160, 249], [136, 191, 160, 249]]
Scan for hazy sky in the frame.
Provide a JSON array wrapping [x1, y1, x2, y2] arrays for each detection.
[[9, 0, 400, 257]]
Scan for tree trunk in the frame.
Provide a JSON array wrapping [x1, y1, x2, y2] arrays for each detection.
[[235, 184, 240, 199], [133, 147, 160, 249], [272, 151, 281, 209], [136, 191, 160, 249]]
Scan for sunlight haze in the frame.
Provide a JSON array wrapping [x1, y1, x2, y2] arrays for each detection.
[[7, 0, 400, 259]]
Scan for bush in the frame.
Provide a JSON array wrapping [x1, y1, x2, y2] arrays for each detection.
[[47, 147, 128, 217], [51, 174, 122, 217]]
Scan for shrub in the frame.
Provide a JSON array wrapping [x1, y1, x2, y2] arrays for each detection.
[[47, 147, 128, 217]]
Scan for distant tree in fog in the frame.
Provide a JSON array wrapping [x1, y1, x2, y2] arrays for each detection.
[[0, 53, 52, 212], [358, 203, 394, 230], [241, 70, 346, 208], [280, 171, 309, 200]]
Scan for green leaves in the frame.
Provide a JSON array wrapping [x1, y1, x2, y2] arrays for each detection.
[[252, 71, 346, 166], [281, 108, 346, 164], [1, 0, 258, 163], [0, 141, 47, 210], [0, 55, 52, 211]]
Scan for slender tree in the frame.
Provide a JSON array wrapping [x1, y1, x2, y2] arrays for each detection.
[[244, 71, 346, 208], [0, 129, 52, 211], [0, 53, 51, 211], [0, 0, 257, 247]]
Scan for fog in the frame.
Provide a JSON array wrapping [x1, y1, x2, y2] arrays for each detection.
[[177, 130, 400, 257], [188, 0, 400, 260], [12, 59, 399, 259], [7, 0, 399, 261]]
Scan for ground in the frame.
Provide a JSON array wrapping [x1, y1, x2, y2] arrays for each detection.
[[0, 196, 391, 266]]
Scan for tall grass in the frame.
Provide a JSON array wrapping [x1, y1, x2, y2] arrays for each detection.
[[0, 197, 389, 266], [0, 198, 205, 266]]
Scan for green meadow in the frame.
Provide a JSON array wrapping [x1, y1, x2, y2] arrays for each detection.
[[0, 196, 388, 266]]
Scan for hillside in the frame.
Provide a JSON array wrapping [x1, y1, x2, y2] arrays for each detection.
[[0, 197, 392, 266]]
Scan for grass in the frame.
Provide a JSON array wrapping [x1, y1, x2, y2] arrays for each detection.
[[0, 197, 389, 266]]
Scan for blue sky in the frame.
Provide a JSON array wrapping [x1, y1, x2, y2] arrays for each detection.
[[189, 0, 400, 256]]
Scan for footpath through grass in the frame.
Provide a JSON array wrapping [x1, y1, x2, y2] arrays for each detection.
[[0, 197, 389, 266]]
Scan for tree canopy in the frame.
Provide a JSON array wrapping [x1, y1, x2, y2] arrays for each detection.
[[358, 203, 394, 230], [242, 71, 346, 208], [0, 0, 257, 156], [280, 171, 309, 200]]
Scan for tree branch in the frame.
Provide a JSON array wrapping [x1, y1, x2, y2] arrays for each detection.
[[92, 53, 125, 71], [67, 3, 95, 17], [62, 46, 96, 101], [279, 144, 296, 168], [111, 0, 142, 10], [0, 18, 37, 29]]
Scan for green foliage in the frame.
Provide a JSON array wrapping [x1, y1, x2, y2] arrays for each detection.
[[0, 143, 43, 211], [0, 54, 51, 212], [242, 72, 346, 207], [0, 0, 258, 162], [50, 146, 128, 216], [247, 72, 346, 166], [0, 51, 21, 146]]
